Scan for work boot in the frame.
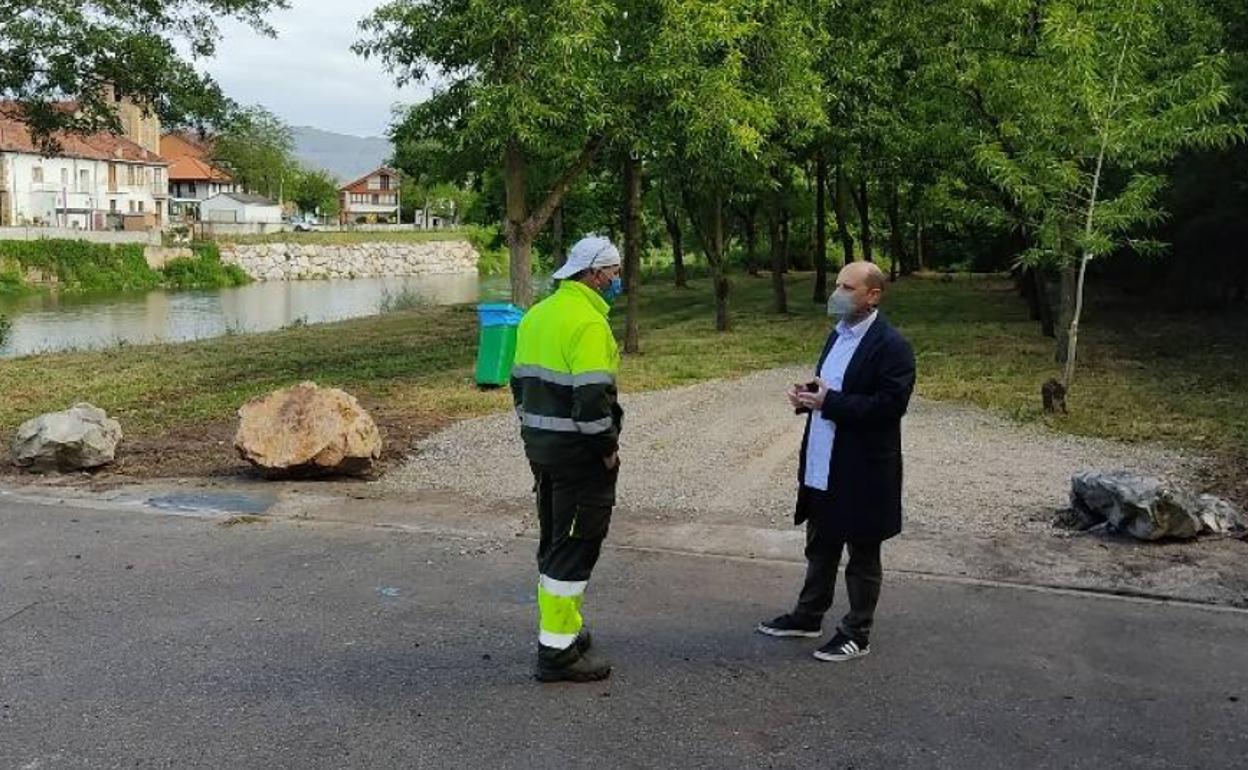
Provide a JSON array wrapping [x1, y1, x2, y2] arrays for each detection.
[[575, 629, 592, 654], [535, 643, 612, 683]]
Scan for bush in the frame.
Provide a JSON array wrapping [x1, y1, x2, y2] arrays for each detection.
[[0, 258, 24, 294], [0, 239, 161, 292], [464, 224, 509, 277], [160, 243, 250, 289], [378, 287, 429, 313]]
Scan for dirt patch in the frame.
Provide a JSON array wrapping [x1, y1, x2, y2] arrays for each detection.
[[0, 404, 448, 485], [1196, 451, 1248, 512]]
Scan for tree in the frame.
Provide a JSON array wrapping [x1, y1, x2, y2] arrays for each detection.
[[289, 168, 340, 219], [657, 0, 824, 331], [964, 0, 1241, 395], [212, 105, 297, 201], [357, 0, 617, 307], [0, 0, 285, 148]]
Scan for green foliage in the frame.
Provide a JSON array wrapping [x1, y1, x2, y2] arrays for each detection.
[[961, 0, 1242, 269], [160, 244, 250, 289], [0, 240, 161, 292], [377, 287, 428, 313], [1, 1, 286, 149], [212, 105, 298, 200], [0, 257, 25, 295], [358, 0, 617, 164], [289, 168, 341, 218], [463, 225, 510, 276], [0, 240, 248, 293]]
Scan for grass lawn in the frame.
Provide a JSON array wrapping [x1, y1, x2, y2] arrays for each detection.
[[212, 230, 469, 246], [1, 273, 1244, 495]]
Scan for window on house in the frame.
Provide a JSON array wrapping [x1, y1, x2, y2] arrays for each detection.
[[137, 201, 145, 213], [109, 200, 117, 212], [32, 166, 44, 183], [79, 170, 90, 191], [61, 168, 69, 185], [128, 200, 135, 213], [189, 181, 197, 195], [380, 175, 390, 190], [371, 194, 380, 205]]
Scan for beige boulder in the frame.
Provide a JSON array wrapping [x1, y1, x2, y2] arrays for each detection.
[[234, 382, 382, 477]]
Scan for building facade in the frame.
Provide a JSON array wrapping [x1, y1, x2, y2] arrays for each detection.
[[201, 192, 283, 224], [0, 101, 168, 231], [339, 167, 401, 224], [160, 132, 237, 222]]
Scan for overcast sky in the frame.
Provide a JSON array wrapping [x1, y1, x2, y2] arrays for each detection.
[[197, 0, 434, 138]]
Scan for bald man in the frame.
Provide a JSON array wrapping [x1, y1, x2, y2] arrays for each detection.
[[758, 262, 916, 662]]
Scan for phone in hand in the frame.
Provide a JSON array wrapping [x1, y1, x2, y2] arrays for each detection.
[[794, 381, 819, 415]]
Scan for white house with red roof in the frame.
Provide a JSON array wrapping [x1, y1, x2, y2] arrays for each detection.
[[338, 166, 401, 224], [0, 98, 169, 231]]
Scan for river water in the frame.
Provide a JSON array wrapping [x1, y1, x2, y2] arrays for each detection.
[[0, 273, 511, 358]]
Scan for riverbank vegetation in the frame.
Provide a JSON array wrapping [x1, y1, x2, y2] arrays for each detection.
[[0, 240, 249, 293]]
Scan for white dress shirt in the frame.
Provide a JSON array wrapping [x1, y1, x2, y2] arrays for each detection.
[[803, 310, 878, 491]]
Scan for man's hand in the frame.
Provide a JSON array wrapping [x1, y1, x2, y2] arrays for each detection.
[[795, 377, 831, 411], [603, 451, 620, 470], [786, 384, 804, 410]]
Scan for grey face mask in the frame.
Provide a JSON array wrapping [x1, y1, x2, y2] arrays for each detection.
[[827, 289, 857, 317]]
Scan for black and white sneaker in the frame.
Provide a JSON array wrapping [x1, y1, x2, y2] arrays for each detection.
[[756, 613, 822, 638], [812, 632, 870, 662]]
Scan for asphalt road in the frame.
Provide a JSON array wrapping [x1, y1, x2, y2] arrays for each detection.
[[2, 496, 1246, 769]]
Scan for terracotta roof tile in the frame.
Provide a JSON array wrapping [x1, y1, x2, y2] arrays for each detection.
[[0, 106, 167, 165]]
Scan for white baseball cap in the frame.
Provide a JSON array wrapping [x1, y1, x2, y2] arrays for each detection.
[[552, 235, 621, 279]]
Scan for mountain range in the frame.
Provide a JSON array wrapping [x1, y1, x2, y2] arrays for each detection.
[[291, 126, 393, 182]]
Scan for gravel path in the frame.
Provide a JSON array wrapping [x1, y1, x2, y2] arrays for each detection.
[[390, 367, 1200, 535]]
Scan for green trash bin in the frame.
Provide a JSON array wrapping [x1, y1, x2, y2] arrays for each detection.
[[475, 303, 525, 387]]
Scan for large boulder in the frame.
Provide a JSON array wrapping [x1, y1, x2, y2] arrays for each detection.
[[1196, 494, 1248, 535], [234, 382, 381, 477], [1069, 471, 1246, 541], [11, 403, 123, 472]]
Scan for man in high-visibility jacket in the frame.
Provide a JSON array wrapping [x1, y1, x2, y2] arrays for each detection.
[[511, 235, 624, 683]]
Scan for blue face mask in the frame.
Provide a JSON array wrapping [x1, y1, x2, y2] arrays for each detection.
[[601, 276, 623, 303]]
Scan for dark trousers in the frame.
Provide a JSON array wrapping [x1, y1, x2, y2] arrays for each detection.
[[792, 517, 883, 644], [532, 460, 617, 585]]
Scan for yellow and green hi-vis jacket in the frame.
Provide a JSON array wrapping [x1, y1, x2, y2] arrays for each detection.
[[510, 280, 623, 465]]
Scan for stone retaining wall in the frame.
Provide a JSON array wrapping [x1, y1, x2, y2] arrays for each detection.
[[219, 241, 479, 281]]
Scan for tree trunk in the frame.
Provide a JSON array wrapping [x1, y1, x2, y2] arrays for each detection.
[[682, 187, 731, 331], [915, 218, 925, 271], [814, 150, 829, 303], [502, 137, 603, 308], [1033, 268, 1056, 338], [1056, 258, 1077, 363], [658, 184, 688, 288], [503, 141, 534, 308], [745, 208, 760, 277], [708, 193, 730, 331], [622, 155, 642, 354], [886, 181, 909, 281], [552, 205, 563, 264], [833, 166, 855, 262], [854, 178, 874, 263], [769, 210, 788, 314], [779, 208, 791, 274]]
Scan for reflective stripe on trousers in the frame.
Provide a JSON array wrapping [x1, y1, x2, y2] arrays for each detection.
[[537, 574, 588, 649]]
